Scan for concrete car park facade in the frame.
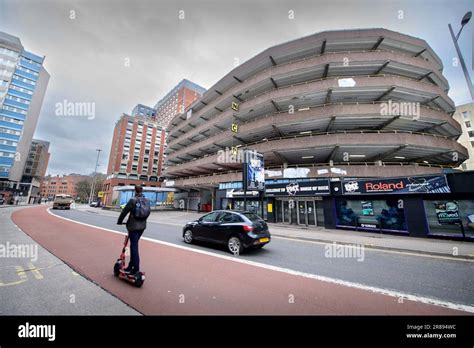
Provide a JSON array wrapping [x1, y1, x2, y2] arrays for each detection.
[[164, 29, 467, 188], [162, 29, 472, 239]]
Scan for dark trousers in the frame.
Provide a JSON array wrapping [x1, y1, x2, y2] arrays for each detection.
[[128, 230, 144, 271]]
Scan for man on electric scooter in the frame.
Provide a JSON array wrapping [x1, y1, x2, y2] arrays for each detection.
[[117, 185, 150, 276]]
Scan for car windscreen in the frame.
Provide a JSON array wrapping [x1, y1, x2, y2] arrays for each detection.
[[242, 212, 262, 222]]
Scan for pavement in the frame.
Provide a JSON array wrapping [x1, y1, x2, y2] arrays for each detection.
[[7, 205, 473, 315], [0, 206, 139, 315], [82, 205, 474, 259]]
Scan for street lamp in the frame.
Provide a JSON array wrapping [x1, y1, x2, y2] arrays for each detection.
[[448, 11, 474, 100], [88, 149, 102, 205]]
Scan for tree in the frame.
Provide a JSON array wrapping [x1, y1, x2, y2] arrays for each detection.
[[75, 180, 91, 203]]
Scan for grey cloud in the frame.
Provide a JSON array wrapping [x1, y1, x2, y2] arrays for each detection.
[[0, 0, 472, 175]]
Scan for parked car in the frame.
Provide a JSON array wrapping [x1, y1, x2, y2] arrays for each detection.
[[52, 194, 74, 210], [182, 210, 271, 254], [89, 201, 100, 207]]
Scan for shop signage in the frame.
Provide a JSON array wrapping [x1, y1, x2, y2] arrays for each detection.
[[342, 175, 450, 195], [265, 179, 330, 196], [226, 189, 259, 198]]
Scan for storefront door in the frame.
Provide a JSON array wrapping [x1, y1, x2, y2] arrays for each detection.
[[306, 200, 316, 226], [283, 200, 290, 223], [298, 201, 307, 225]]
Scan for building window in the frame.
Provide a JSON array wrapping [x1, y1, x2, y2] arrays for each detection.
[[471, 141, 474, 147], [468, 131, 474, 138], [466, 121, 471, 128], [462, 111, 470, 119]]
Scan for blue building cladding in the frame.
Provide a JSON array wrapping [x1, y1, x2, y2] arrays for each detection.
[[0, 47, 45, 178], [0, 109, 26, 120], [0, 121, 22, 130]]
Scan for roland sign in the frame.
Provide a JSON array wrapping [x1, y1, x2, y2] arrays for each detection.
[[365, 180, 404, 191], [342, 175, 450, 195]]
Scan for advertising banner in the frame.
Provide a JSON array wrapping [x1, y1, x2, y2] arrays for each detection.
[[342, 175, 450, 195], [243, 151, 265, 191], [434, 201, 460, 224], [265, 179, 330, 197]]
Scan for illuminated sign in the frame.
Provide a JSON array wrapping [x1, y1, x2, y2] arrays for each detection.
[[342, 175, 450, 195]]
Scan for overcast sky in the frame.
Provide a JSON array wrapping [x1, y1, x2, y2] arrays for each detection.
[[0, 0, 472, 175]]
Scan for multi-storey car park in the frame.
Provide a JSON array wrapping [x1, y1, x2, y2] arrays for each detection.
[[162, 29, 474, 239], [165, 29, 466, 185]]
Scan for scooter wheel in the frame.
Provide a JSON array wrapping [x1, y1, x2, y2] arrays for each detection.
[[113, 261, 121, 277], [134, 274, 144, 288]]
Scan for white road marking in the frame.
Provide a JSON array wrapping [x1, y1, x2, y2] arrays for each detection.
[[46, 208, 474, 313], [273, 235, 474, 263]]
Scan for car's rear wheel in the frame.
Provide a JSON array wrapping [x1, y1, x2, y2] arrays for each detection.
[[183, 229, 194, 244], [228, 236, 243, 255]]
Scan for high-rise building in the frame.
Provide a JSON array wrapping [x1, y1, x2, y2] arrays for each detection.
[[154, 79, 206, 127], [19, 138, 50, 203], [453, 102, 474, 171], [0, 31, 50, 186], [102, 114, 167, 206], [131, 103, 156, 118], [22, 139, 50, 178]]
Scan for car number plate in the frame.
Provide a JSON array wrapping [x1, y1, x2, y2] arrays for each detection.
[[259, 237, 269, 243]]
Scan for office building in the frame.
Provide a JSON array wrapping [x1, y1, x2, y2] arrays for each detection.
[[0, 31, 50, 185]]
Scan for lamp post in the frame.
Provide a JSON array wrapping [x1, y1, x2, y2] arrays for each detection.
[[88, 149, 102, 205], [448, 11, 474, 100]]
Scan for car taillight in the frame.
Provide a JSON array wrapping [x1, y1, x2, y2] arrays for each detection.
[[242, 224, 254, 232]]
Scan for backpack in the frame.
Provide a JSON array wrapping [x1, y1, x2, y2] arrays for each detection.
[[132, 196, 151, 219]]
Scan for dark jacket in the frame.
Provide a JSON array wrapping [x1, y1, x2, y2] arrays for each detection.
[[117, 194, 147, 231]]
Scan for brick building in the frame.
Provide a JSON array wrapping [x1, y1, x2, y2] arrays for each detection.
[[40, 174, 87, 200], [102, 114, 167, 206], [154, 79, 206, 127]]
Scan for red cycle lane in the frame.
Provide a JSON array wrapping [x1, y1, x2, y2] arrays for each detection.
[[11, 206, 468, 315]]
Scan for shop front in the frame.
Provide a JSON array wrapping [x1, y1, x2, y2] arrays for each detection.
[[216, 179, 330, 225], [265, 179, 330, 226], [214, 172, 474, 241], [333, 174, 452, 235]]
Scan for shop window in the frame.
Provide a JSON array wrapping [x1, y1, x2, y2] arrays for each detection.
[[335, 198, 407, 232], [423, 200, 474, 238]]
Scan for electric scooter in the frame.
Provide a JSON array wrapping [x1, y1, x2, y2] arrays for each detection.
[[113, 234, 145, 287]]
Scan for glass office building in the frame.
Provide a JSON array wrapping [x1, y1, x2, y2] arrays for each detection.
[[0, 31, 50, 184]]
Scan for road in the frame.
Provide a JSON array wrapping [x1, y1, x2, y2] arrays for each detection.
[[50, 206, 474, 308], [6, 205, 474, 315]]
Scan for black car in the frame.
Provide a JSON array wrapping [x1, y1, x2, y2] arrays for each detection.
[[182, 210, 271, 254]]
